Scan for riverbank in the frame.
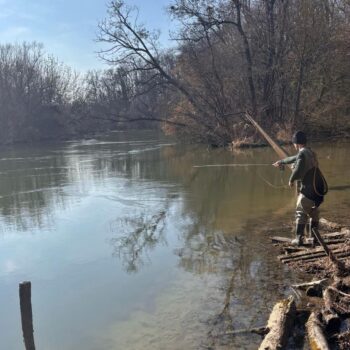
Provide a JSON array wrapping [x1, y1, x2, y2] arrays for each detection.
[[259, 218, 350, 349]]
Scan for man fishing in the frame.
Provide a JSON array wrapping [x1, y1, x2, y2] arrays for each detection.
[[273, 131, 326, 246]]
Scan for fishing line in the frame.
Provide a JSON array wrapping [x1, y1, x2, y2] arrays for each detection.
[[257, 170, 289, 189]]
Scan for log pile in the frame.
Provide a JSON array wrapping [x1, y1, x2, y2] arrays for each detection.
[[273, 219, 350, 278], [258, 218, 350, 349]]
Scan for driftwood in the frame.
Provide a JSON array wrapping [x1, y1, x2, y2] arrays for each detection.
[[322, 287, 341, 332], [319, 218, 343, 231], [306, 312, 330, 350], [328, 286, 350, 299], [258, 297, 296, 350], [221, 326, 268, 337], [292, 279, 328, 297], [292, 279, 328, 290]]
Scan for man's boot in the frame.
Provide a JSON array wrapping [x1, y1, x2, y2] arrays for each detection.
[[311, 220, 319, 231], [291, 223, 305, 246]]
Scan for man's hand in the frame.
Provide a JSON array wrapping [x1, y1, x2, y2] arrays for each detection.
[[289, 181, 294, 188], [272, 161, 281, 167]]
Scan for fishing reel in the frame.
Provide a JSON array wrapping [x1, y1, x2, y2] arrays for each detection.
[[278, 163, 285, 171]]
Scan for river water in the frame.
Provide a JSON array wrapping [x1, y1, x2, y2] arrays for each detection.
[[0, 131, 349, 350]]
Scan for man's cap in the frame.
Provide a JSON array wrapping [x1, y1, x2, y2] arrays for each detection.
[[292, 131, 307, 144]]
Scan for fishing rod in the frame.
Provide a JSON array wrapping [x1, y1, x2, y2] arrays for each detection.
[[245, 113, 292, 171], [193, 163, 272, 168], [194, 114, 292, 171]]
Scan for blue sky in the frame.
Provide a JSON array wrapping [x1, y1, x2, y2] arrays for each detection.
[[0, 0, 176, 72]]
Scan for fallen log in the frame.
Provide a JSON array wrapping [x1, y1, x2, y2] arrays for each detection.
[[306, 312, 330, 350], [319, 218, 343, 231], [258, 297, 296, 350], [322, 287, 341, 332]]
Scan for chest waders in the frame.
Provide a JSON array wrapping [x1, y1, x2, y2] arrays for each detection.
[[293, 162, 328, 246]]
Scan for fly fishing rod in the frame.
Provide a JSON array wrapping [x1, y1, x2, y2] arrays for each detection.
[[193, 114, 292, 172], [193, 163, 272, 168], [244, 113, 292, 171]]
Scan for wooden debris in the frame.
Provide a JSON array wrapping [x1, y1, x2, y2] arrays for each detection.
[[220, 326, 268, 337], [272, 235, 346, 247], [292, 279, 328, 290], [320, 218, 343, 231], [271, 236, 293, 244], [306, 312, 330, 350], [311, 228, 347, 276], [269, 218, 350, 349], [279, 247, 350, 263], [258, 297, 296, 350], [322, 287, 341, 332]]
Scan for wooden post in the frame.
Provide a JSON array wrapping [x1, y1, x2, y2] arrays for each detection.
[[19, 281, 36, 350]]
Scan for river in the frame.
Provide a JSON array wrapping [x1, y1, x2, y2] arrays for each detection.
[[0, 131, 349, 350]]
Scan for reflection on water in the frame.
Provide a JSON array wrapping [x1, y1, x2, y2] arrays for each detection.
[[110, 210, 167, 273], [0, 131, 350, 349]]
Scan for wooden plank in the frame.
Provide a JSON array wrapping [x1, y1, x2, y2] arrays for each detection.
[[277, 244, 346, 260], [278, 244, 343, 261], [281, 248, 350, 263], [273, 235, 345, 247], [291, 251, 350, 264]]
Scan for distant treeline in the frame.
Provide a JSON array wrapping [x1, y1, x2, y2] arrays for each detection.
[[1, 0, 349, 146]]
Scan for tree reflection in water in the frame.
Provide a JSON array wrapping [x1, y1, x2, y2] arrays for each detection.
[[110, 210, 167, 273]]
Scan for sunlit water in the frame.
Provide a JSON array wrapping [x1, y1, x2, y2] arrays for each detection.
[[0, 131, 349, 350]]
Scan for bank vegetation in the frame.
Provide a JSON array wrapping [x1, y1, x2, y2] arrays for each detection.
[[0, 0, 349, 146]]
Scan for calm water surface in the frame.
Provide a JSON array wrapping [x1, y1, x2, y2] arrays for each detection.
[[0, 131, 349, 350]]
